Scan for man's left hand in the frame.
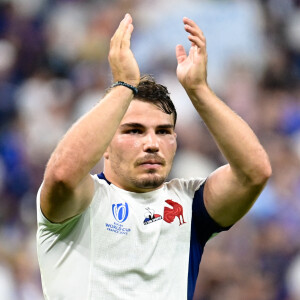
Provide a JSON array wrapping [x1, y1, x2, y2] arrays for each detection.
[[176, 17, 208, 93]]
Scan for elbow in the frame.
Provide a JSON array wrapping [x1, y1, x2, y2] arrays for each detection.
[[249, 159, 272, 187], [258, 162, 272, 185], [236, 152, 272, 188]]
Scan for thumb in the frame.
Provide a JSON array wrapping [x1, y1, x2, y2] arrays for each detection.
[[176, 44, 187, 64]]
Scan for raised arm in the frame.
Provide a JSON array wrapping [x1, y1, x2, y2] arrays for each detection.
[[41, 14, 140, 223], [176, 17, 272, 227]]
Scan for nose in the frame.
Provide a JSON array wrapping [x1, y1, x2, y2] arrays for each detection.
[[143, 131, 159, 153]]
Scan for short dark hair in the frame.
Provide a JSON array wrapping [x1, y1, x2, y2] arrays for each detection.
[[134, 75, 177, 126], [106, 74, 177, 126]]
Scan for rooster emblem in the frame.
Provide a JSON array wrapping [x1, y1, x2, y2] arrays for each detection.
[[163, 200, 186, 226]]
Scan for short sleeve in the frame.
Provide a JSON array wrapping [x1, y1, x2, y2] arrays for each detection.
[[36, 183, 83, 237]]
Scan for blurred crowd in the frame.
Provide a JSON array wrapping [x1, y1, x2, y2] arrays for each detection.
[[0, 0, 299, 299]]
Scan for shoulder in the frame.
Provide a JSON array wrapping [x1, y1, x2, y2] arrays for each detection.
[[36, 182, 88, 232], [164, 177, 206, 196], [36, 174, 109, 230]]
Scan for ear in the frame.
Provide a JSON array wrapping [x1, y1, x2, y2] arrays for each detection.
[[103, 143, 112, 160], [103, 151, 109, 159]]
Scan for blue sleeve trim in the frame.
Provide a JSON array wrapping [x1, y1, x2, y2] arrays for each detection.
[[193, 182, 231, 247], [187, 181, 231, 300]]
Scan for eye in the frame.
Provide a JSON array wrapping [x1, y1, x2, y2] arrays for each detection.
[[157, 129, 171, 135], [126, 129, 142, 134]]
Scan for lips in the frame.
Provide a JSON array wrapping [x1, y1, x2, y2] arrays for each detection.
[[139, 162, 162, 170], [135, 155, 166, 167], [140, 160, 162, 165]]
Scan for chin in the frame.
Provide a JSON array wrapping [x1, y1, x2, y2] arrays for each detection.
[[133, 173, 166, 190]]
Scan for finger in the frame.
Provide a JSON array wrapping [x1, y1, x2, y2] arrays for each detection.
[[121, 23, 134, 49], [113, 14, 131, 44], [187, 45, 198, 63], [176, 44, 187, 64], [183, 17, 205, 41], [184, 24, 206, 43], [183, 17, 201, 31], [188, 35, 206, 52], [110, 14, 132, 49]]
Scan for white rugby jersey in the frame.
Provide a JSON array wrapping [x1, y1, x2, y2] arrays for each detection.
[[36, 173, 230, 300]]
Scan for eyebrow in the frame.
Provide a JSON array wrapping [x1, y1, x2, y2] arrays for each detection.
[[120, 123, 174, 129], [156, 124, 174, 129]]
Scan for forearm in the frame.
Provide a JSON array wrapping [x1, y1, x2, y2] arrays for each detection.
[[45, 86, 134, 188], [187, 85, 271, 184]]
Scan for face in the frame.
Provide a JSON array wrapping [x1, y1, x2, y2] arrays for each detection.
[[104, 100, 177, 192]]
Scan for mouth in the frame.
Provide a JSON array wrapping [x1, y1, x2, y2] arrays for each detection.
[[135, 156, 166, 169], [139, 161, 162, 169], [141, 160, 162, 165]]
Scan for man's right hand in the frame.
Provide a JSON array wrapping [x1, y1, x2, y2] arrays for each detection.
[[108, 14, 140, 88]]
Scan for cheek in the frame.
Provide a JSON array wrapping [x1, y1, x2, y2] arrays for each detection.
[[163, 137, 177, 156], [169, 138, 176, 147], [133, 140, 142, 148], [170, 135, 177, 146], [115, 136, 142, 153]]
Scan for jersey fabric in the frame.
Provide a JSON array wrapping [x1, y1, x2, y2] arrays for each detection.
[[36, 173, 231, 300]]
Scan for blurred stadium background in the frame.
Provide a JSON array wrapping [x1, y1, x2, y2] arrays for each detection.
[[0, 0, 299, 299]]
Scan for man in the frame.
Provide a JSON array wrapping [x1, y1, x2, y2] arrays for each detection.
[[36, 14, 271, 300]]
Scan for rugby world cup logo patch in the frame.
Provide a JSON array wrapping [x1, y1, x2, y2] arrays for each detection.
[[112, 202, 129, 223]]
